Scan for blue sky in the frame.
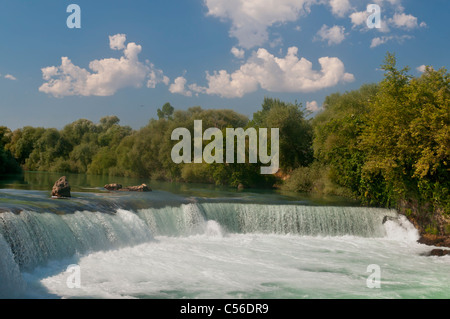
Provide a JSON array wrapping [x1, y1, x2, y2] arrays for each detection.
[[0, 0, 448, 130]]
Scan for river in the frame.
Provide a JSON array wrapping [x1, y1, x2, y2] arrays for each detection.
[[0, 172, 448, 299]]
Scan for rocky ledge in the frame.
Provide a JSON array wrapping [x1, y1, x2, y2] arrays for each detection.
[[417, 233, 450, 257], [104, 183, 151, 192]]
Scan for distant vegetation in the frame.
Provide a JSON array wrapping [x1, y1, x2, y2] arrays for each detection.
[[1, 98, 312, 189], [0, 53, 448, 233]]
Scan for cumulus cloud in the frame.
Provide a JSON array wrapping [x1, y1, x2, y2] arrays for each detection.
[[306, 100, 321, 112], [109, 34, 127, 50], [370, 35, 413, 48], [205, 0, 424, 50], [416, 65, 426, 73], [4, 74, 17, 81], [169, 76, 193, 97], [231, 47, 245, 59], [349, 11, 368, 28], [39, 34, 169, 97], [315, 25, 346, 46], [204, 0, 316, 49], [329, 0, 352, 17], [350, 9, 390, 32], [389, 13, 421, 30], [191, 47, 354, 98]]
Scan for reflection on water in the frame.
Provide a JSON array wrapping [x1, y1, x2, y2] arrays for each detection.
[[0, 171, 360, 207]]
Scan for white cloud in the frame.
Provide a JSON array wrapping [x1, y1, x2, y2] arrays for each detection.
[[4, 74, 17, 81], [315, 25, 346, 46], [39, 34, 169, 97], [204, 0, 316, 49], [169, 76, 192, 97], [349, 11, 368, 28], [306, 100, 321, 112], [109, 34, 127, 50], [416, 65, 426, 73], [191, 47, 354, 98], [231, 47, 245, 59], [350, 9, 390, 32], [329, 0, 352, 17], [370, 35, 413, 48], [390, 13, 420, 30]]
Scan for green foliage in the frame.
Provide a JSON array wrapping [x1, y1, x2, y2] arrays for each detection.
[[312, 83, 378, 196], [252, 97, 314, 171], [282, 162, 351, 196], [157, 102, 175, 120], [282, 162, 323, 193], [2, 100, 310, 188], [359, 54, 449, 210], [311, 52, 449, 218], [0, 126, 21, 174]]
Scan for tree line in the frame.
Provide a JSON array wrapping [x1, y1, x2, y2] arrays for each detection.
[[0, 54, 448, 232]]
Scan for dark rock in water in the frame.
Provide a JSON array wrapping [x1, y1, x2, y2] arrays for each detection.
[[429, 249, 450, 257], [52, 176, 71, 198], [104, 183, 123, 191], [104, 183, 151, 192], [418, 234, 450, 248], [122, 184, 151, 192]]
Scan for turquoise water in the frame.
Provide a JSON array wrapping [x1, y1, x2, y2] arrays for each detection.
[[0, 173, 449, 299]]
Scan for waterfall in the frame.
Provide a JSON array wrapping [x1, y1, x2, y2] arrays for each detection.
[[137, 203, 207, 237], [0, 210, 153, 272], [136, 203, 402, 238], [0, 201, 419, 297], [0, 232, 26, 298], [199, 203, 399, 237]]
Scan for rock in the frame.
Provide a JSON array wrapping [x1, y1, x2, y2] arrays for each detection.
[[429, 249, 450, 257], [51, 176, 71, 198], [104, 183, 123, 191], [104, 183, 151, 192], [418, 234, 450, 248], [122, 184, 151, 192], [382, 216, 397, 224]]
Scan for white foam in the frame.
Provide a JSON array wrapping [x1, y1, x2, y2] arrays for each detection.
[[383, 215, 420, 242], [203, 220, 225, 238], [24, 232, 450, 299]]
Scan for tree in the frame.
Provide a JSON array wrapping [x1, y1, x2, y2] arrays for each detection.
[[157, 102, 174, 120], [0, 126, 21, 174], [360, 54, 449, 210], [252, 97, 313, 172], [312, 84, 378, 196]]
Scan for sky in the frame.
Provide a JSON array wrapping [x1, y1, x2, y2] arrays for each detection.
[[0, 0, 448, 130]]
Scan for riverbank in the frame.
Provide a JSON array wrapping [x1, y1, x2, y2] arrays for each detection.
[[397, 199, 450, 251]]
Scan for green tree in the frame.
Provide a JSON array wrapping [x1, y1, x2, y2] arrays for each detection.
[[252, 97, 313, 172], [312, 84, 379, 196], [0, 127, 21, 174], [157, 102, 175, 120], [360, 54, 449, 211]]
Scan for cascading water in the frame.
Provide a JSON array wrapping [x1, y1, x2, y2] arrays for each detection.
[[0, 193, 446, 299], [0, 209, 153, 272], [136, 203, 402, 238], [0, 233, 26, 298]]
